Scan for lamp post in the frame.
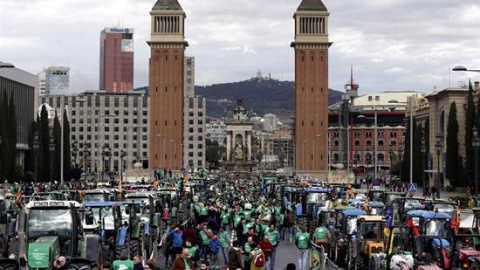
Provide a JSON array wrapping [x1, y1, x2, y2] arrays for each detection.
[[33, 131, 40, 183], [358, 113, 378, 180], [398, 143, 403, 181], [389, 144, 394, 185], [434, 133, 443, 199], [354, 151, 359, 185], [72, 140, 78, 167], [101, 144, 110, 183], [49, 130, 55, 182], [473, 127, 480, 195], [120, 149, 126, 190], [83, 143, 89, 184], [421, 136, 426, 196]]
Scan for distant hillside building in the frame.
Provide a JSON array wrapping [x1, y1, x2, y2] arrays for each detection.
[[263, 113, 277, 132], [42, 66, 70, 95], [100, 27, 134, 93]]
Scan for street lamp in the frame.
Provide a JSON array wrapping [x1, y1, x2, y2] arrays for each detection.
[[452, 66, 480, 72], [389, 144, 395, 185], [473, 127, 480, 195], [358, 113, 378, 181], [101, 144, 110, 182], [434, 133, 444, 199], [33, 131, 40, 183], [72, 140, 78, 167], [354, 151, 359, 185], [120, 149, 126, 190], [421, 135, 426, 196], [49, 130, 55, 182], [83, 143, 89, 184]]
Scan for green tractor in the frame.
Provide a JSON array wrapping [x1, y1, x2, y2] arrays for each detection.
[[2, 200, 102, 270], [83, 202, 134, 263], [124, 193, 164, 258], [0, 195, 16, 259]]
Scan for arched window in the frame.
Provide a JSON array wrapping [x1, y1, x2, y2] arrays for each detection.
[[334, 153, 339, 162], [366, 140, 372, 147], [378, 153, 385, 161], [334, 140, 339, 146], [378, 140, 384, 147], [354, 140, 360, 146]]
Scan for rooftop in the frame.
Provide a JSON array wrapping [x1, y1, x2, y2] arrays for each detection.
[[152, 0, 183, 11], [297, 0, 328, 11]]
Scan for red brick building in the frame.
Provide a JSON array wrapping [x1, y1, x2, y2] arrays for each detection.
[[148, 0, 188, 170], [100, 28, 134, 93], [292, 0, 331, 177]]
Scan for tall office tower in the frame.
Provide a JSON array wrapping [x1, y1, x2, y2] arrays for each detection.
[[100, 27, 134, 93], [184, 56, 195, 98], [292, 0, 331, 176], [45, 66, 70, 95], [148, 0, 188, 170], [37, 70, 47, 96]]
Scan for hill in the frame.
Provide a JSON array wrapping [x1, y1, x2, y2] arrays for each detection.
[[196, 77, 343, 120], [134, 77, 344, 121]]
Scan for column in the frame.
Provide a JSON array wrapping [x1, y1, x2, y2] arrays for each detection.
[[226, 131, 231, 161], [247, 132, 252, 162]]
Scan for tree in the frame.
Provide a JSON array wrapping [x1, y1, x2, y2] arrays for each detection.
[[465, 81, 476, 182], [53, 112, 61, 181], [40, 105, 50, 182], [446, 101, 460, 186], [206, 138, 225, 169], [63, 109, 71, 182]]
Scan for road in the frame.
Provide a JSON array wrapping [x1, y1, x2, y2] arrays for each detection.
[[154, 235, 339, 270]]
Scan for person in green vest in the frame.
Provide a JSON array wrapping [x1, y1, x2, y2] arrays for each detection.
[[112, 253, 134, 270], [295, 227, 310, 270], [233, 212, 243, 228], [185, 240, 200, 267], [243, 236, 255, 270], [313, 224, 331, 256], [265, 224, 279, 270], [246, 218, 256, 235], [199, 223, 213, 262], [220, 208, 231, 232], [219, 226, 230, 267]]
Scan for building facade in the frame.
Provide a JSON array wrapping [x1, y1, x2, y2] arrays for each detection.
[[37, 70, 47, 96], [45, 66, 70, 95], [99, 27, 134, 93], [206, 121, 227, 146], [184, 97, 206, 170], [0, 63, 36, 167], [40, 91, 149, 173], [292, 0, 330, 177], [148, 0, 188, 171], [263, 113, 277, 132]]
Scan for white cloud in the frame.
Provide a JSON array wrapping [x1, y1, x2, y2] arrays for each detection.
[[2, 0, 480, 94]]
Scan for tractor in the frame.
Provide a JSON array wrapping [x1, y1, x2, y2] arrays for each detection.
[[82, 189, 111, 203], [124, 192, 164, 257], [333, 209, 366, 266], [0, 195, 16, 259], [2, 200, 102, 270], [83, 202, 131, 264], [450, 234, 480, 270], [378, 225, 414, 270], [347, 215, 386, 270], [413, 235, 449, 270], [384, 192, 407, 208]]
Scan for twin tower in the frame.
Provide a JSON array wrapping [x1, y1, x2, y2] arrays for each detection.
[[148, 0, 330, 177]]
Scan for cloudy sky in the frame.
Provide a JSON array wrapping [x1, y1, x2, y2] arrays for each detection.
[[1, 0, 480, 95]]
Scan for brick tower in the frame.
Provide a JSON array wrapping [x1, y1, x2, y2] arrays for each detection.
[[148, 0, 188, 170], [292, 0, 331, 177]]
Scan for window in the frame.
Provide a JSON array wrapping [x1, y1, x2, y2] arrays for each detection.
[[378, 140, 384, 147], [366, 140, 372, 146], [114, 135, 119, 141], [334, 140, 339, 146], [142, 143, 147, 149], [354, 140, 360, 146], [368, 96, 373, 101], [189, 144, 194, 149]]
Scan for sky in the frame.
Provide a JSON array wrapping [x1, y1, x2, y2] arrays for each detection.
[[1, 0, 480, 95]]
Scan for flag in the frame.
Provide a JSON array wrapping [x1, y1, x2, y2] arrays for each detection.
[[16, 183, 22, 208]]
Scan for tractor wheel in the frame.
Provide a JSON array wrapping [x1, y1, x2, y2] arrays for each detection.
[[0, 260, 18, 270], [66, 261, 92, 270], [470, 263, 480, 270], [129, 238, 140, 258], [355, 256, 364, 270], [115, 245, 129, 260]]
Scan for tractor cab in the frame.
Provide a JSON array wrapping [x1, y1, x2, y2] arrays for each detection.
[[31, 192, 66, 201], [23, 200, 100, 269], [392, 197, 428, 225], [337, 209, 367, 239], [413, 235, 449, 270], [385, 226, 415, 270], [349, 215, 386, 269], [367, 189, 386, 203], [384, 191, 407, 207], [425, 199, 458, 217], [302, 187, 333, 220], [364, 201, 387, 217]]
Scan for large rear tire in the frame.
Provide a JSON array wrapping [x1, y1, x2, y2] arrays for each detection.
[[115, 245, 129, 260], [129, 238, 140, 258], [470, 262, 480, 270], [66, 261, 92, 270]]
